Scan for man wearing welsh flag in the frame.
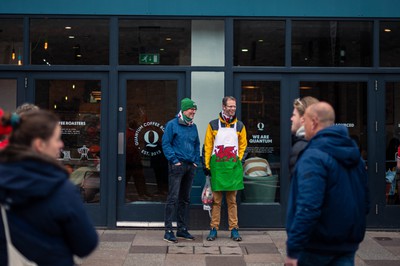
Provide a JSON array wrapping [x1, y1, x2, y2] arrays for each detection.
[[203, 96, 247, 242]]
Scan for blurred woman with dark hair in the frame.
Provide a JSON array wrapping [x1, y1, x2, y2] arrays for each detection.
[[0, 109, 98, 266]]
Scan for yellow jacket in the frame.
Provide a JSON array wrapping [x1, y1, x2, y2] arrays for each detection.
[[204, 113, 247, 170]]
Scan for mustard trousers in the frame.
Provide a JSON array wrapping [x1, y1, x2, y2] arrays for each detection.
[[210, 191, 238, 230]]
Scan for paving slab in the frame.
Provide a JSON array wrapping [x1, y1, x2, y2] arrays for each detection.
[[100, 233, 136, 242], [220, 246, 243, 255], [240, 243, 279, 254], [374, 237, 400, 246], [195, 246, 221, 255], [357, 235, 398, 260], [243, 253, 284, 265], [81, 248, 128, 266], [129, 245, 167, 254], [164, 254, 205, 266], [205, 255, 246, 266], [363, 260, 400, 266], [239, 233, 274, 243], [124, 253, 166, 266], [168, 245, 194, 254]]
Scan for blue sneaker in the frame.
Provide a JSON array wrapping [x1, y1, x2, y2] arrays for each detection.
[[206, 228, 217, 241], [163, 230, 178, 243], [231, 228, 242, 241], [177, 228, 195, 240]]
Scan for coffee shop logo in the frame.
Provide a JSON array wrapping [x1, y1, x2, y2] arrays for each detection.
[[134, 121, 165, 156], [257, 122, 265, 131]]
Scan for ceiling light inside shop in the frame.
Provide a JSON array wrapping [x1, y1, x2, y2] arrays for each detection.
[[241, 48, 249, 52], [384, 28, 391, 32], [65, 26, 72, 30], [258, 39, 264, 42], [300, 86, 312, 90], [165, 37, 172, 41], [242, 85, 259, 89], [91, 91, 101, 101], [68, 35, 75, 39]]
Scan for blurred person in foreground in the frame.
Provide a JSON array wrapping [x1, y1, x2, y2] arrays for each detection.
[[15, 103, 39, 116], [0, 104, 39, 150], [289, 96, 319, 176], [0, 109, 98, 266], [285, 102, 369, 266]]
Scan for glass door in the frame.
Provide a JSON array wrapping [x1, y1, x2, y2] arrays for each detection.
[[380, 79, 400, 227], [234, 74, 291, 228], [28, 73, 109, 226], [294, 74, 379, 227], [116, 72, 185, 225]]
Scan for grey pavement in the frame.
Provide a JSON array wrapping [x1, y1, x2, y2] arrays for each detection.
[[76, 229, 400, 266]]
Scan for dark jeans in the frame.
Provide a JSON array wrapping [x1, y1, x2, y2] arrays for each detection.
[[164, 162, 196, 231], [298, 250, 356, 266]]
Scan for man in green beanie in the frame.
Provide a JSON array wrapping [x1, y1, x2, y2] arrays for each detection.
[[162, 98, 200, 243]]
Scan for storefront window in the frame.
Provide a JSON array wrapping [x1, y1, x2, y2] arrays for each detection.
[[234, 20, 285, 66], [125, 80, 177, 202], [292, 21, 373, 67], [380, 21, 400, 67], [30, 19, 109, 65], [35, 79, 102, 203], [119, 20, 191, 65], [241, 81, 281, 203], [385, 82, 400, 205], [299, 81, 368, 161], [0, 19, 23, 65]]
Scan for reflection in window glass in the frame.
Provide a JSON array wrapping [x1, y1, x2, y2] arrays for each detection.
[[0, 79, 17, 111], [241, 81, 280, 203], [119, 20, 191, 65], [234, 20, 285, 66], [30, 19, 109, 65], [380, 21, 400, 67], [385, 82, 400, 205], [299, 81, 368, 161], [292, 21, 372, 67], [125, 80, 177, 203], [0, 19, 23, 65], [35, 80, 102, 203]]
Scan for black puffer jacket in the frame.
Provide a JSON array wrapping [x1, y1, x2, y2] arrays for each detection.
[[289, 127, 308, 176]]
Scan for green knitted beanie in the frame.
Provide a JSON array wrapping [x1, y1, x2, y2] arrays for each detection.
[[181, 98, 197, 111]]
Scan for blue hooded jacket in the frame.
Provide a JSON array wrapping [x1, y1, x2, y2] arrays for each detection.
[[162, 114, 200, 165], [0, 145, 98, 266], [286, 125, 370, 259]]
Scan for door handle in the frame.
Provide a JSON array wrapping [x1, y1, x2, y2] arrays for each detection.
[[118, 132, 124, 155]]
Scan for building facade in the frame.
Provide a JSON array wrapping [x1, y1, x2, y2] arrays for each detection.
[[1, 0, 400, 229]]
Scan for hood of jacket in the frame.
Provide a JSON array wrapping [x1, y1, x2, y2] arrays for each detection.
[[0, 144, 69, 207], [306, 125, 361, 168]]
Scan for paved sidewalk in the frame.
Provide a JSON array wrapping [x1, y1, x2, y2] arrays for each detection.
[[76, 229, 400, 266]]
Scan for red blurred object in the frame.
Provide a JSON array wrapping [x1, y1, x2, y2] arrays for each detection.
[[0, 109, 12, 136], [0, 139, 9, 150], [89, 145, 100, 154]]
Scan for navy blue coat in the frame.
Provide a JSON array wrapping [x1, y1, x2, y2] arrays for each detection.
[[162, 114, 200, 165], [0, 146, 98, 266], [286, 125, 370, 259]]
